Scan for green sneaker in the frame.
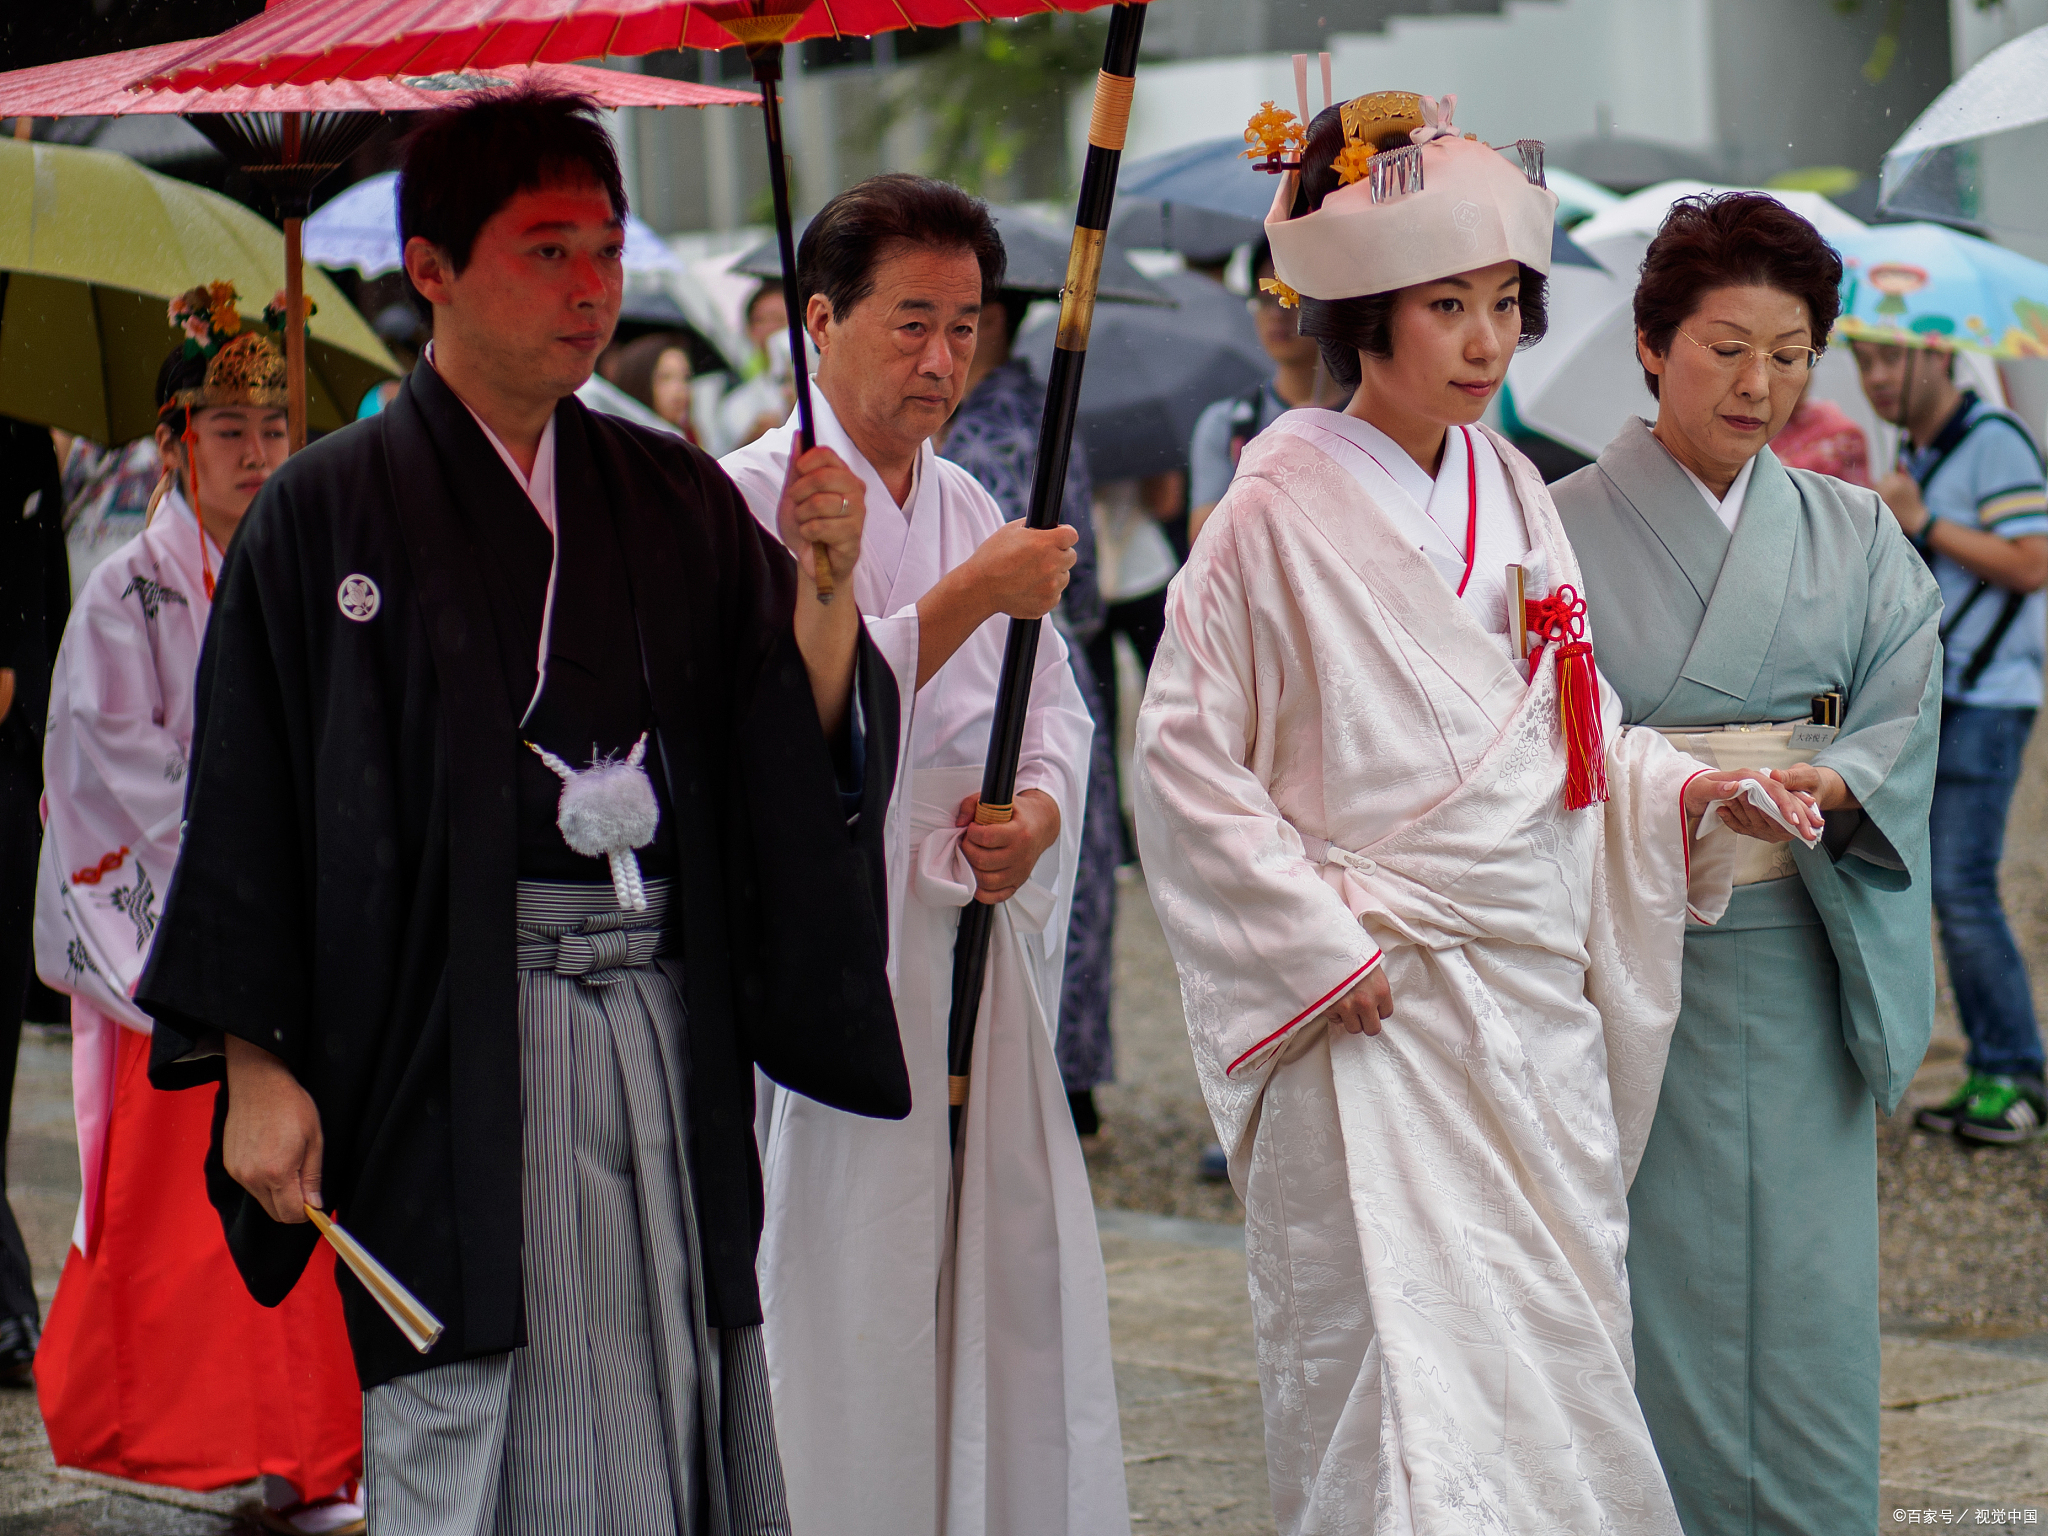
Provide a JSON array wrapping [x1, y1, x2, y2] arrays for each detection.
[[1915, 1073, 1994, 1134], [1956, 1076, 2048, 1146]]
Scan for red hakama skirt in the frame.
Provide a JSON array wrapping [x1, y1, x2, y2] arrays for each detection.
[[35, 1023, 363, 1499]]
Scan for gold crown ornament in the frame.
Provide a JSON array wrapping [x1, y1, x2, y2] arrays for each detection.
[[1338, 91, 1428, 153], [161, 281, 306, 413]]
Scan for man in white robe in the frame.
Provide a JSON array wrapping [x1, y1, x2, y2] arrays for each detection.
[[1135, 91, 1817, 1535], [720, 175, 1126, 1536]]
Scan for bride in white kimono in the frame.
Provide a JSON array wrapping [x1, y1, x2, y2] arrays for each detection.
[[1134, 89, 1819, 1535]]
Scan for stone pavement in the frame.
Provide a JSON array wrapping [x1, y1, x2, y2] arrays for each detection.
[[1101, 1203, 2048, 1533], [11, 702, 2048, 1531], [0, 1041, 2042, 1533]]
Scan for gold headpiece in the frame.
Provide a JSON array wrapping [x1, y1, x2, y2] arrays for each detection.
[[1339, 92, 1426, 153], [162, 281, 310, 413]]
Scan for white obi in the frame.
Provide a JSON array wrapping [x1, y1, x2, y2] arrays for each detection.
[[1654, 719, 1835, 886]]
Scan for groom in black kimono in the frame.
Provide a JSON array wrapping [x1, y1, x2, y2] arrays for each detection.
[[139, 88, 906, 1534]]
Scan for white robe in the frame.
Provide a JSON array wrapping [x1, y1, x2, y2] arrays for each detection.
[[721, 394, 1128, 1536], [1133, 421, 1738, 1535], [33, 488, 218, 1254]]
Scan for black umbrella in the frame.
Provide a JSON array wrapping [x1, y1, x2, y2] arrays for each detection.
[[611, 289, 734, 376], [1016, 267, 1266, 482], [1109, 198, 1263, 265], [731, 203, 1171, 306], [1549, 134, 1729, 193]]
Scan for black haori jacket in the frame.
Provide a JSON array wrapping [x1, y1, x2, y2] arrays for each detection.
[[140, 363, 908, 1389]]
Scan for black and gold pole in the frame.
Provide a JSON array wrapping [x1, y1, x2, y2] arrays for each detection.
[[945, 0, 1149, 1150], [728, 3, 835, 602]]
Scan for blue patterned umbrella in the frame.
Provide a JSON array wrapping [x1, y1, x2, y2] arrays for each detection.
[[1833, 222, 2048, 359]]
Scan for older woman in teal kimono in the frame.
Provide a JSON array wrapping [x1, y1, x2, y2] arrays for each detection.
[[1554, 193, 1942, 1536]]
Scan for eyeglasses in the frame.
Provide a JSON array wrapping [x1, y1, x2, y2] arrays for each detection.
[[1678, 330, 1820, 378]]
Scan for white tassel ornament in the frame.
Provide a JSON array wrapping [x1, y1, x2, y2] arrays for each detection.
[[527, 732, 661, 911]]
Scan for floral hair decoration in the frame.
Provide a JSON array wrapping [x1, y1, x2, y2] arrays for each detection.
[[154, 280, 311, 596]]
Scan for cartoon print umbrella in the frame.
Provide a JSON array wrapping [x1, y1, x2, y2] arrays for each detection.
[[1832, 222, 2048, 360]]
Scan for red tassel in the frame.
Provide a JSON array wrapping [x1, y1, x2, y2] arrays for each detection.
[[1524, 583, 1608, 811], [1555, 639, 1608, 810], [183, 424, 216, 600]]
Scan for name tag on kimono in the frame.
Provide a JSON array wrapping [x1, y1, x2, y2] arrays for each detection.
[[1788, 722, 1840, 751]]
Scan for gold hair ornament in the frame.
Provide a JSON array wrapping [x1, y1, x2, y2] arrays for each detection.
[[1331, 140, 1377, 189], [1242, 101, 1306, 173], [1259, 277, 1301, 311], [163, 279, 294, 413]]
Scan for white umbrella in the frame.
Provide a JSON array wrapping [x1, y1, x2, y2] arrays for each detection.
[[1509, 182, 1869, 459], [304, 169, 681, 278], [1880, 23, 2048, 233], [1546, 167, 1622, 228]]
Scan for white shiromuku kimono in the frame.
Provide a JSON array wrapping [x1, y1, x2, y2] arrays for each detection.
[[721, 394, 1128, 1536], [1134, 413, 1739, 1535], [34, 487, 215, 1252]]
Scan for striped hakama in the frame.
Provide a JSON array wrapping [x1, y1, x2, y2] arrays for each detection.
[[363, 881, 786, 1535]]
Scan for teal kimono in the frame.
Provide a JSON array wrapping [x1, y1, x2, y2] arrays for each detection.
[[1554, 419, 1943, 1536]]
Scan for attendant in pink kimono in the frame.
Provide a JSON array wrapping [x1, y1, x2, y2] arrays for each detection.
[[34, 302, 365, 1535], [1133, 88, 1819, 1535]]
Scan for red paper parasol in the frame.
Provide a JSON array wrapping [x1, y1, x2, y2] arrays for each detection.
[[135, 0, 1125, 90], [0, 42, 756, 116], [1, 42, 755, 451]]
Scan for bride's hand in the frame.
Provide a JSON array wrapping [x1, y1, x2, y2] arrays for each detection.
[[1682, 768, 1824, 844], [1321, 968, 1394, 1037]]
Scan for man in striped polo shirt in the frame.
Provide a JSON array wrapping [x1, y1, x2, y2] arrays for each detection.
[[1858, 340, 2048, 1144]]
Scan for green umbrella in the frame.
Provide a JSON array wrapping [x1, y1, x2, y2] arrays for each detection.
[[0, 136, 396, 445]]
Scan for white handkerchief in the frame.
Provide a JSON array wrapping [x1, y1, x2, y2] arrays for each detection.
[[1695, 776, 1821, 849]]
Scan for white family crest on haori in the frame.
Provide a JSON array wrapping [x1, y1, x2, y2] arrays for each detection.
[[526, 733, 661, 911], [337, 573, 381, 621]]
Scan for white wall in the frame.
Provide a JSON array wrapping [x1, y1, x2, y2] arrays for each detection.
[[1119, 0, 1717, 165], [1952, 0, 2048, 70]]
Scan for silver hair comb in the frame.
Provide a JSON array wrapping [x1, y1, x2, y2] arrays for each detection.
[[1505, 139, 1547, 188], [1369, 143, 1426, 203]]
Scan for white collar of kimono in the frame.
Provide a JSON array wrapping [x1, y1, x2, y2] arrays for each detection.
[[156, 481, 220, 546], [154, 483, 226, 590], [424, 341, 561, 722], [423, 342, 559, 532], [1265, 408, 1542, 659], [1268, 407, 1518, 572], [1669, 448, 1755, 534], [794, 383, 933, 523]]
